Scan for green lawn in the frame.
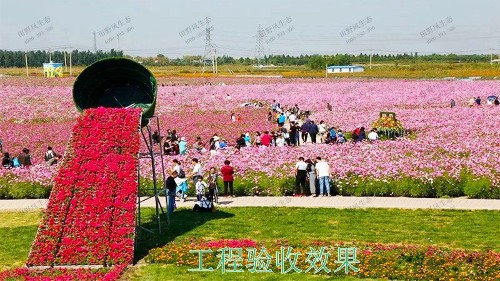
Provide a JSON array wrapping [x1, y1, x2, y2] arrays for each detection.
[[0, 212, 41, 270], [1, 207, 499, 279], [136, 207, 500, 255]]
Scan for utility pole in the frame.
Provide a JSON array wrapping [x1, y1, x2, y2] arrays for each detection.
[[25, 53, 29, 77], [93, 31, 97, 52], [369, 53, 372, 70], [255, 24, 265, 65], [202, 27, 216, 74], [214, 48, 218, 74], [69, 48, 72, 76], [64, 51, 67, 72]]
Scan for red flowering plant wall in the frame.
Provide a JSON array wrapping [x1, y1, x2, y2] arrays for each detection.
[[1, 108, 141, 280]]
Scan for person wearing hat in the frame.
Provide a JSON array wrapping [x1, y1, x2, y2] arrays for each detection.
[[179, 137, 187, 155], [209, 135, 220, 156]]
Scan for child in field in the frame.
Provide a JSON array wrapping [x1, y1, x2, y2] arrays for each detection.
[[195, 176, 208, 201]]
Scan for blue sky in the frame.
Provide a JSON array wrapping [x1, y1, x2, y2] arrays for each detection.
[[1, 0, 499, 57]]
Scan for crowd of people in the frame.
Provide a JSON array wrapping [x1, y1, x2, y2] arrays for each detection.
[[164, 158, 235, 214], [294, 156, 332, 197], [465, 96, 499, 107]]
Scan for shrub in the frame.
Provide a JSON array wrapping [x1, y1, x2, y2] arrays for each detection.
[[463, 177, 494, 199]]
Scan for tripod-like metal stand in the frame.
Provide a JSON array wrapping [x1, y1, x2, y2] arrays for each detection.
[[136, 116, 168, 240]]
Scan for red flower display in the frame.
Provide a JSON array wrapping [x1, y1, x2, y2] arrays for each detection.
[[3, 108, 142, 279]]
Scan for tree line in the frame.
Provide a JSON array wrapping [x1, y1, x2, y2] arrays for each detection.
[[0, 49, 492, 69], [0, 49, 123, 68]]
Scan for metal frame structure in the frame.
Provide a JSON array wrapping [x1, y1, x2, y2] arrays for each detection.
[[136, 116, 168, 240]]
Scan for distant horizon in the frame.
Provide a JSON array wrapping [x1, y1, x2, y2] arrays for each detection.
[[0, 49, 497, 60], [1, 0, 499, 58]]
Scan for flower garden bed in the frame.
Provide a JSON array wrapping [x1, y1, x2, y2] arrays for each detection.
[[146, 239, 500, 280], [1, 80, 499, 199], [0, 265, 126, 281], [1, 107, 141, 280]]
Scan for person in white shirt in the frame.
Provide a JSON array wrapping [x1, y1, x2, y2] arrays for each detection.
[[295, 157, 308, 195], [195, 176, 208, 201], [289, 113, 297, 124], [191, 158, 203, 186], [45, 146, 59, 166], [318, 120, 327, 143], [315, 157, 330, 196], [367, 129, 379, 142], [275, 134, 286, 147], [210, 135, 220, 156]]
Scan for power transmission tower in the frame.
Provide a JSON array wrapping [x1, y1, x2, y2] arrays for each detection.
[[255, 24, 265, 65], [93, 32, 97, 52], [202, 27, 216, 74]]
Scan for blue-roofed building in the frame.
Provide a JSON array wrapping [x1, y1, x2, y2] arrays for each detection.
[[327, 65, 365, 73]]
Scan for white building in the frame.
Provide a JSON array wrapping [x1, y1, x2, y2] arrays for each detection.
[[327, 65, 365, 73]]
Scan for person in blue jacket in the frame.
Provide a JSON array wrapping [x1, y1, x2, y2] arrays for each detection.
[[308, 121, 319, 144]]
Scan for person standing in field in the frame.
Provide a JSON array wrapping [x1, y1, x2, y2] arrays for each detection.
[[190, 158, 203, 186], [278, 112, 286, 127], [289, 122, 298, 146], [306, 159, 317, 197], [295, 157, 308, 196], [318, 120, 327, 143], [220, 160, 235, 197], [315, 157, 330, 196], [195, 176, 208, 201], [308, 121, 319, 144], [165, 171, 178, 215], [288, 111, 297, 124], [207, 167, 219, 202], [301, 121, 310, 143]]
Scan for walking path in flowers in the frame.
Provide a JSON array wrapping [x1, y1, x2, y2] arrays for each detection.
[[1, 108, 142, 280], [1, 195, 499, 211]]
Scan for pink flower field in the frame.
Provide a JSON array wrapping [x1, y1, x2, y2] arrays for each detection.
[[1, 78, 499, 196]]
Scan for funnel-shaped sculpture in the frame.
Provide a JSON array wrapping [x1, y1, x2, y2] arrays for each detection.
[[73, 57, 157, 127]]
